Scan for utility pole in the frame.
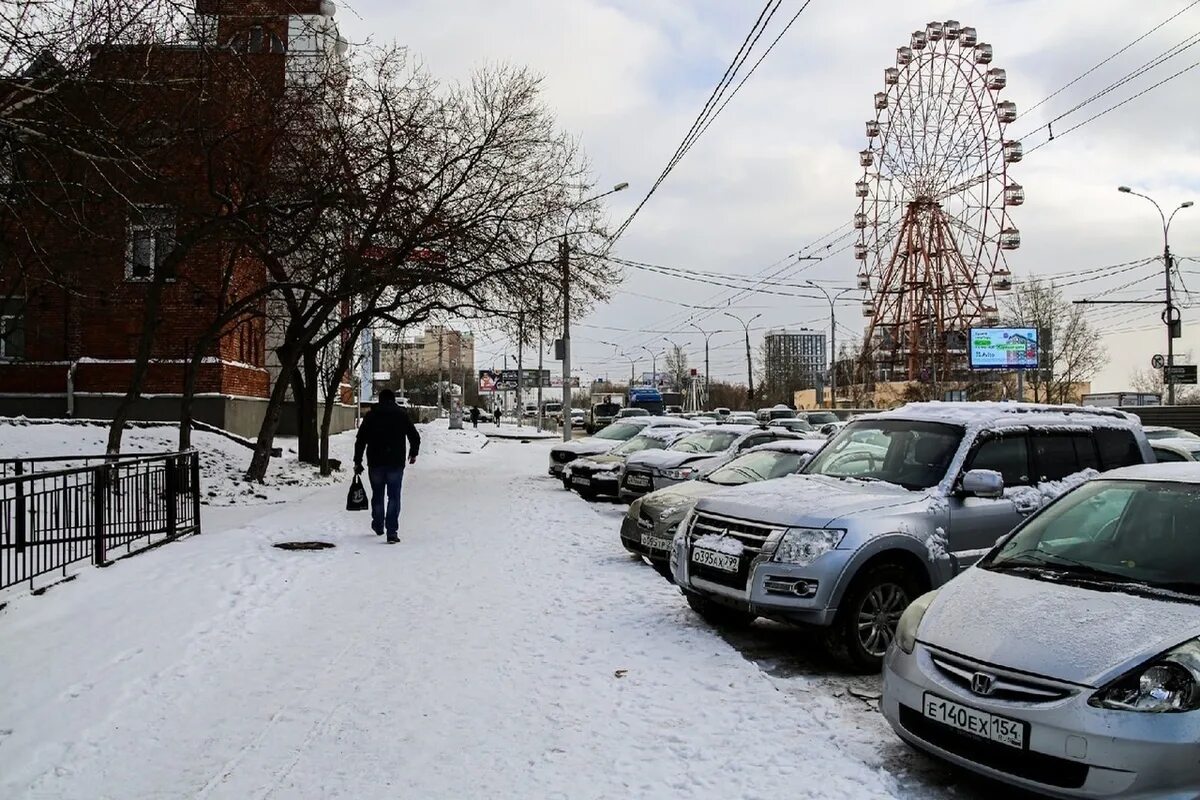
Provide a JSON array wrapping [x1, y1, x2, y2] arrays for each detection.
[[807, 282, 855, 410], [516, 310, 525, 428], [689, 323, 714, 409], [560, 238, 572, 442], [1115, 187, 1193, 405], [436, 327, 444, 416], [537, 292, 544, 431], [724, 311, 762, 404]]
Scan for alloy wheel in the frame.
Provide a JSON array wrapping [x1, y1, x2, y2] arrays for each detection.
[[855, 582, 910, 658]]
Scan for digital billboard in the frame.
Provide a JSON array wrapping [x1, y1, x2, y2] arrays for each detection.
[[969, 327, 1039, 370]]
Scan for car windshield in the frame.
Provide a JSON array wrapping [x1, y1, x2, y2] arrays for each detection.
[[707, 451, 807, 486], [982, 479, 1200, 600], [593, 422, 644, 441], [593, 403, 620, 416], [670, 430, 739, 453], [544, 404, 561, 412], [806, 412, 840, 425], [611, 434, 669, 456], [1146, 428, 1200, 441], [802, 419, 963, 490], [620, 408, 649, 417]]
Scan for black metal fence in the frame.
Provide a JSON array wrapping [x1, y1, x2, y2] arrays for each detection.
[[0, 451, 202, 592]]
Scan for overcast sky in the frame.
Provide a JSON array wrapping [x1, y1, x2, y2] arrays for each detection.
[[340, 0, 1200, 393]]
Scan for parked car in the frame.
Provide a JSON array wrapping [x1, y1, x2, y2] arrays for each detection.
[[548, 416, 699, 482], [566, 428, 691, 501], [713, 407, 732, 418], [664, 405, 685, 416], [883, 463, 1200, 798], [729, 412, 758, 425], [756, 404, 797, 423], [767, 418, 816, 435], [620, 425, 803, 501], [1151, 437, 1200, 462], [803, 411, 841, 426], [621, 439, 827, 576], [670, 402, 1153, 669], [617, 407, 650, 419], [1143, 425, 1200, 441]]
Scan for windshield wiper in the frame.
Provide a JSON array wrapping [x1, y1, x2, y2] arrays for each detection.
[[991, 550, 1130, 582]]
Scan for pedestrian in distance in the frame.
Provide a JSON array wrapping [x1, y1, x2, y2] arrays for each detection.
[[493, 406, 501, 427], [470, 405, 480, 429], [354, 388, 421, 543]]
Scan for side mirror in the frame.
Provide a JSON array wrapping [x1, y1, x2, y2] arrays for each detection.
[[962, 469, 1004, 499]]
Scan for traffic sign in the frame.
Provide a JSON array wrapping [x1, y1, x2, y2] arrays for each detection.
[[1151, 354, 1166, 369], [1164, 365, 1198, 385]]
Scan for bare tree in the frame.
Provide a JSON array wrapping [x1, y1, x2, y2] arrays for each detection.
[[1004, 278, 1107, 404], [1130, 352, 1200, 404]]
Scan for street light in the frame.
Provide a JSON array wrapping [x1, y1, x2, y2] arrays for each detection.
[[807, 281, 855, 410], [1117, 186, 1193, 405], [724, 311, 762, 402], [560, 181, 629, 441], [641, 345, 664, 387], [689, 322, 716, 408]]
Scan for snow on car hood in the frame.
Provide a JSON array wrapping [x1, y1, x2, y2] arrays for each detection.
[[693, 474, 922, 528], [920, 567, 1200, 687], [552, 438, 619, 457], [640, 480, 720, 515], [626, 448, 725, 471]]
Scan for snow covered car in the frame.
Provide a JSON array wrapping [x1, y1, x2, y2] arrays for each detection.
[[671, 402, 1154, 670], [883, 463, 1200, 798], [566, 428, 691, 501], [621, 439, 827, 575], [548, 416, 698, 482], [618, 425, 803, 501], [1150, 437, 1200, 463]]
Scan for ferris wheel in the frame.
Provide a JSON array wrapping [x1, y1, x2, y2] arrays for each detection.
[[855, 20, 1023, 380]]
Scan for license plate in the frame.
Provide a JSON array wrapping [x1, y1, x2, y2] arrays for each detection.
[[626, 473, 650, 488], [640, 532, 671, 550], [572, 476, 590, 486], [691, 547, 739, 573], [922, 692, 1026, 750]]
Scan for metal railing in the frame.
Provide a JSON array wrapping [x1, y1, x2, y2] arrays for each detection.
[[0, 451, 202, 591]]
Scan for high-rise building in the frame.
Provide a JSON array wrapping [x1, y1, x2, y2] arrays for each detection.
[[763, 328, 826, 399]]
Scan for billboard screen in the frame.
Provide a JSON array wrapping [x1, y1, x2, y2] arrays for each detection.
[[969, 327, 1039, 370]]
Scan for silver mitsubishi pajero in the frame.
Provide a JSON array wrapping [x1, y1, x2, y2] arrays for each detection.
[[670, 402, 1153, 670]]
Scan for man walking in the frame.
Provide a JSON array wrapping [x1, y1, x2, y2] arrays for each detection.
[[354, 389, 421, 543], [470, 405, 480, 428]]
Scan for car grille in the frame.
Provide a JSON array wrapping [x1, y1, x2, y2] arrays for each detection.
[[621, 469, 654, 495], [929, 650, 1075, 703], [685, 511, 776, 591], [552, 451, 577, 464], [898, 705, 1089, 789]]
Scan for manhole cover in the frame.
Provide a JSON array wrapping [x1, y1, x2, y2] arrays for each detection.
[[273, 541, 336, 551]]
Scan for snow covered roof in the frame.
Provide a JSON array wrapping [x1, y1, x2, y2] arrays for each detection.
[[868, 401, 1140, 431], [748, 439, 826, 454], [1104, 462, 1200, 483]]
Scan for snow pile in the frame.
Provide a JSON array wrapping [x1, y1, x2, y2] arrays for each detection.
[[693, 532, 746, 556], [925, 527, 948, 563], [1005, 468, 1099, 511]]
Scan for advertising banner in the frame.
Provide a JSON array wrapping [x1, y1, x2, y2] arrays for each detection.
[[969, 327, 1039, 370]]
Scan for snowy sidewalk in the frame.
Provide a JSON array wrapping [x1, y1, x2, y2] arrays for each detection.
[[1, 425, 908, 799]]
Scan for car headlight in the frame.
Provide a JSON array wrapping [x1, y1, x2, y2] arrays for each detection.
[[896, 590, 938, 655], [772, 528, 844, 565], [662, 466, 698, 480], [1091, 640, 1200, 713]]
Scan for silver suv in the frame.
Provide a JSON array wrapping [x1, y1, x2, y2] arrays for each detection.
[[671, 402, 1153, 670]]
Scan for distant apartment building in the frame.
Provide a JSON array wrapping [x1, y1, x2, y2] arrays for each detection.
[[379, 326, 474, 384], [763, 328, 826, 398]]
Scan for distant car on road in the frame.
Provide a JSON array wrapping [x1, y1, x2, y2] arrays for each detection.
[[622, 439, 826, 576], [672, 402, 1154, 670], [883, 463, 1200, 798], [617, 407, 650, 419], [570, 408, 586, 428]]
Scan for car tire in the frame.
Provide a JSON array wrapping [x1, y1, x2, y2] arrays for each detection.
[[824, 562, 921, 673], [685, 592, 756, 629], [577, 487, 597, 501]]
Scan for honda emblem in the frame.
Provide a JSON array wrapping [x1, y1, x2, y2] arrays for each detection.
[[970, 672, 996, 696]]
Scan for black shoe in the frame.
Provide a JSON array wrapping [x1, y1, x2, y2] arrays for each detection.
[[372, 526, 384, 536], [386, 535, 399, 544]]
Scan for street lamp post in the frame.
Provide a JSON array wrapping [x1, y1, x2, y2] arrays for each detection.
[[1117, 186, 1193, 405], [689, 323, 715, 408], [641, 346, 664, 387], [724, 311, 762, 404], [807, 282, 855, 410], [560, 181, 629, 442]]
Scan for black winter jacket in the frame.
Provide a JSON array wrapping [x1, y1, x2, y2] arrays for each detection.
[[354, 401, 421, 468]]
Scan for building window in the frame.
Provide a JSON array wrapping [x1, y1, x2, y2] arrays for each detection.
[[0, 306, 24, 360], [226, 25, 286, 54], [126, 205, 176, 281]]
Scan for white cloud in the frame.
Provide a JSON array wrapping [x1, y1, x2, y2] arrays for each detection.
[[339, 0, 1200, 391]]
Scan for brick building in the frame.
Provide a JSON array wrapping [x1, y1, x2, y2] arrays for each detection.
[[0, 1, 351, 435]]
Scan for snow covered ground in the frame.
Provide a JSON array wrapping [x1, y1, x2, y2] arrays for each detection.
[[0, 421, 996, 799]]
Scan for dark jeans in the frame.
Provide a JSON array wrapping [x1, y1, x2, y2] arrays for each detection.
[[368, 465, 406, 536]]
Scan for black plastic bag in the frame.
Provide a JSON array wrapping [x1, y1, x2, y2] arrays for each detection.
[[346, 475, 368, 511]]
